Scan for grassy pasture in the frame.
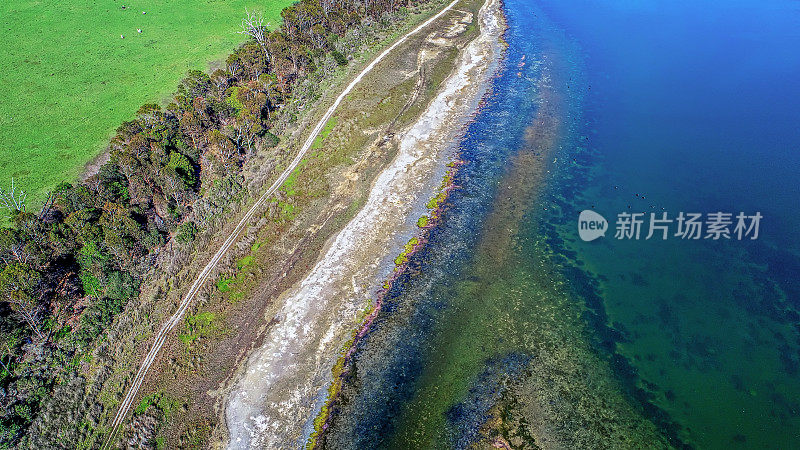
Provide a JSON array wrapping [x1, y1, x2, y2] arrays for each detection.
[[0, 0, 293, 208]]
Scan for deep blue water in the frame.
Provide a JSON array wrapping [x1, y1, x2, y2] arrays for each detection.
[[538, 0, 800, 243], [323, 0, 800, 448], [536, 0, 800, 447]]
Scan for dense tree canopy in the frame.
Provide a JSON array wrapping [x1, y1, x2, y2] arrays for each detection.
[[0, 0, 425, 446]]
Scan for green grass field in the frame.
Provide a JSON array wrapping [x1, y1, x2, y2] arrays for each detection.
[[0, 0, 293, 209]]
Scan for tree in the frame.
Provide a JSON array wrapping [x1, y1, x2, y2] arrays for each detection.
[[167, 151, 197, 188], [239, 8, 271, 63], [0, 178, 26, 217], [0, 263, 44, 338], [160, 167, 191, 207], [105, 271, 137, 301], [177, 70, 211, 101], [257, 73, 282, 118], [233, 109, 263, 155], [37, 192, 56, 221], [228, 84, 266, 154], [175, 222, 198, 244], [206, 129, 239, 171], [99, 203, 145, 266], [0, 330, 16, 375], [210, 69, 230, 98], [180, 110, 205, 150], [226, 52, 243, 80], [136, 103, 163, 129], [235, 41, 269, 80], [10, 212, 53, 269], [0, 228, 29, 265], [310, 23, 329, 51]]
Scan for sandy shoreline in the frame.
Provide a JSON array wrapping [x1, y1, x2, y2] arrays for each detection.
[[222, 0, 505, 447]]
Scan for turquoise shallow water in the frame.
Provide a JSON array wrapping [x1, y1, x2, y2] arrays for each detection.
[[321, 0, 800, 448]]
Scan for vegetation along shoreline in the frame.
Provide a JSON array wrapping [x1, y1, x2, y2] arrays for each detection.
[[0, 0, 467, 447]]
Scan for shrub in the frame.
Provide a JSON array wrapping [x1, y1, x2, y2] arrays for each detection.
[[262, 131, 280, 148], [331, 50, 348, 66], [176, 222, 198, 244], [105, 271, 137, 301]]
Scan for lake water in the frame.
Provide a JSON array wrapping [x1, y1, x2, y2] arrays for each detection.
[[323, 0, 800, 448]]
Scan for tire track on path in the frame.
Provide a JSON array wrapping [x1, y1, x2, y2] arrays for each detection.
[[102, 1, 460, 446]]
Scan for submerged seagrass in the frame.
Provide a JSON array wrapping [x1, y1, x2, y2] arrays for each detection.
[[321, 0, 672, 447]]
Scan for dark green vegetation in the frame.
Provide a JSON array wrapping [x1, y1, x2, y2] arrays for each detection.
[[0, 0, 432, 447]]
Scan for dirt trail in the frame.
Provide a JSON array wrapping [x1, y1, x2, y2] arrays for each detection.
[[224, 0, 504, 447], [101, 2, 464, 447]]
